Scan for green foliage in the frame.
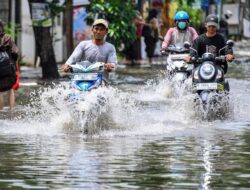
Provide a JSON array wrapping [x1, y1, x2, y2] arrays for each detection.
[[177, 0, 195, 6], [85, 0, 137, 52], [4, 23, 19, 39], [47, 0, 72, 18]]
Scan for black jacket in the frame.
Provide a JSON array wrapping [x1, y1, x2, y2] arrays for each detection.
[[190, 33, 233, 74], [190, 33, 233, 58]]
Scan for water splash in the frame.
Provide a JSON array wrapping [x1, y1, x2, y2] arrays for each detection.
[[0, 82, 140, 136], [0, 76, 249, 136]]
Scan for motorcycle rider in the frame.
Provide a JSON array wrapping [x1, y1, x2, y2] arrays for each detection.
[[63, 19, 117, 81], [185, 14, 234, 74], [161, 10, 198, 49]]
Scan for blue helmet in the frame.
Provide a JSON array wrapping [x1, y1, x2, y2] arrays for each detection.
[[174, 11, 189, 21]]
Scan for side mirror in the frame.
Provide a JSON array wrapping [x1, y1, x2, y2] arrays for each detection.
[[184, 41, 197, 54], [219, 40, 234, 55], [226, 40, 234, 48], [158, 36, 164, 41], [184, 41, 191, 49]]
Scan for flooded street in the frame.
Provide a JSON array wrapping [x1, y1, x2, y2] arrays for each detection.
[[0, 47, 250, 189]]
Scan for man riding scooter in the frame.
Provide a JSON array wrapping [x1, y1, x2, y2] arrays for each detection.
[[62, 19, 117, 83], [185, 14, 234, 74]]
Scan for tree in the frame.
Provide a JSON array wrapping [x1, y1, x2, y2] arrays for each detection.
[[28, 0, 62, 79], [85, 0, 137, 54]]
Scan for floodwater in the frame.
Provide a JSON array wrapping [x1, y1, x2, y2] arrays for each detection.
[[0, 44, 250, 189]]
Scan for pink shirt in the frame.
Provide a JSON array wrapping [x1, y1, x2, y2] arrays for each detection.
[[161, 27, 198, 49]]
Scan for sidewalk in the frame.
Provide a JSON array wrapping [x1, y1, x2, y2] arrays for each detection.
[[19, 66, 42, 87], [20, 66, 42, 79]]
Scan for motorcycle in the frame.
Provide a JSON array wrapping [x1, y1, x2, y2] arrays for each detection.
[[161, 43, 193, 83], [184, 40, 234, 120], [67, 61, 110, 134], [69, 61, 106, 91]]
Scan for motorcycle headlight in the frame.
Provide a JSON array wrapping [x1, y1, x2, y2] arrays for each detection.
[[200, 63, 215, 80], [216, 69, 222, 79]]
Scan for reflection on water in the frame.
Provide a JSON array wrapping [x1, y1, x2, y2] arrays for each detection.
[[0, 54, 250, 189], [1, 127, 250, 189]]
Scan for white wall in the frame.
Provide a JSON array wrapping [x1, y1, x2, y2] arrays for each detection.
[[21, 0, 35, 65], [53, 15, 63, 63]]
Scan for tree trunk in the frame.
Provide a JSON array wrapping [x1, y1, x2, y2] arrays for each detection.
[[64, 0, 73, 58], [28, 0, 59, 79]]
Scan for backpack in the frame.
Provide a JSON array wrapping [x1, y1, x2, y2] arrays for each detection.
[[0, 50, 16, 92]]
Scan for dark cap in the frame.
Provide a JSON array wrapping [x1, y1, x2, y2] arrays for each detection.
[[205, 14, 219, 28]]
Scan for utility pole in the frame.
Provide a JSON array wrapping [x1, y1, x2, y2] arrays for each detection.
[[217, 0, 224, 21], [64, 0, 73, 60], [247, 0, 250, 17], [15, 0, 21, 45]]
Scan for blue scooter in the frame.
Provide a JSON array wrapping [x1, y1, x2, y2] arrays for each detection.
[[69, 61, 105, 91]]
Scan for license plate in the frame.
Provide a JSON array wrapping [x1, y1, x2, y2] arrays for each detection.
[[170, 54, 189, 60], [72, 73, 98, 81], [195, 83, 218, 90]]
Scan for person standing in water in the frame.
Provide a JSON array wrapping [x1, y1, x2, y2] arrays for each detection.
[[0, 20, 19, 110]]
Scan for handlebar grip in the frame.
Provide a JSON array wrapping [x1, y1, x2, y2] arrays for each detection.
[[69, 67, 73, 73], [215, 56, 226, 62], [191, 57, 196, 61], [160, 50, 168, 55]]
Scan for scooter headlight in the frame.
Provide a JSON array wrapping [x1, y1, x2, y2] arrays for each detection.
[[200, 63, 215, 80]]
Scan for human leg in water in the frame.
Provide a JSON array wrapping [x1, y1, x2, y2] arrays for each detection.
[[8, 89, 15, 110]]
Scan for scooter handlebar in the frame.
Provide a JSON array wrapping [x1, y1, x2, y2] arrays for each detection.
[[187, 56, 202, 64], [160, 49, 168, 56], [215, 56, 226, 62]]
